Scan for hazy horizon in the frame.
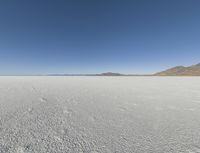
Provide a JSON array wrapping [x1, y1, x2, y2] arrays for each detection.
[[0, 0, 200, 75]]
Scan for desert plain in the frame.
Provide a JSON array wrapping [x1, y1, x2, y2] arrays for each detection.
[[0, 76, 200, 153]]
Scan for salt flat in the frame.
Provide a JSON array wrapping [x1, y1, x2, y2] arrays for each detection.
[[0, 76, 200, 153]]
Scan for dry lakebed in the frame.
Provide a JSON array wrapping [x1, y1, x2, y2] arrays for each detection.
[[0, 76, 200, 153]]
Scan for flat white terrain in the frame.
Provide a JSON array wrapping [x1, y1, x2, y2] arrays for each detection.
[[0, 76, 200, 153]]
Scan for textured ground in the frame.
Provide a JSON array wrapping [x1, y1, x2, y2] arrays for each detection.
[[0, 76, 200, 153]]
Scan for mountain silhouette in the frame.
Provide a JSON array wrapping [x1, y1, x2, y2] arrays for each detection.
[[155, 63, 200, 76]]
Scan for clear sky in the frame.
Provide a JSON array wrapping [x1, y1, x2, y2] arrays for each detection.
[[0, 0, 200, 75]]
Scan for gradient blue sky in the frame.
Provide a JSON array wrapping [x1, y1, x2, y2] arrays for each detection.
[[0, 0, 200, 75]]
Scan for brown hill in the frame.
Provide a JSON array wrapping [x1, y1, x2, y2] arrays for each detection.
[[155, 63, 200, 76]]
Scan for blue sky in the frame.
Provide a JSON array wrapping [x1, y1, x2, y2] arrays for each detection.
[[0, 0, 200, 75]]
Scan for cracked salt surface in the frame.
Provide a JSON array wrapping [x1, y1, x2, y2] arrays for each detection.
[[0, 76, 200, 152]]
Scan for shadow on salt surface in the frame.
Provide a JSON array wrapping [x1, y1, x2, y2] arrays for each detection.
[[16, 144, 33, 153]]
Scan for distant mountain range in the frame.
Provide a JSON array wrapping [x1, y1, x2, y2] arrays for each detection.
[[48, 72, 151, 76], [48, 72, 123, 76], [97, 72, 122, 76], [155, 63, 200, 76], [47, 63, 200, 76]]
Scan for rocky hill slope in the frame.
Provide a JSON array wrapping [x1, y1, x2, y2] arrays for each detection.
[[155, 63, 200, 76]]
